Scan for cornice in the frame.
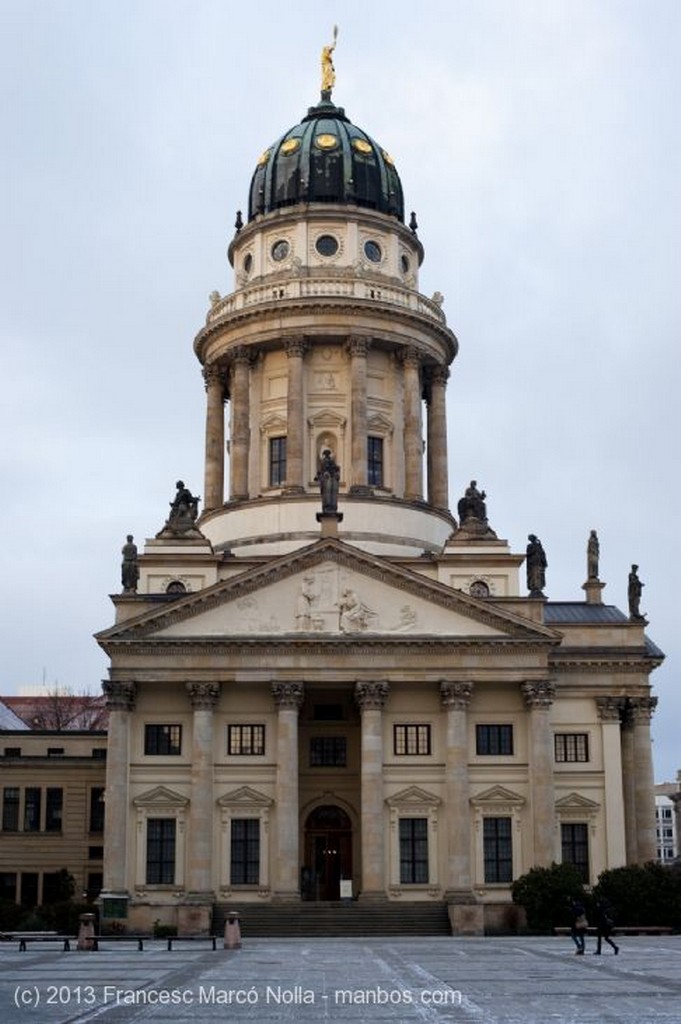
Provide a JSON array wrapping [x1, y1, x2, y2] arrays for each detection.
[[97, 538, 559, 645]]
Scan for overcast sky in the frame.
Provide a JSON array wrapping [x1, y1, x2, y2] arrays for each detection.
[[1, 0, 679, 781]]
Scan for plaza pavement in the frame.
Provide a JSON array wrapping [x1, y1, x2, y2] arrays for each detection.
[[0, 935, 679, 1023]]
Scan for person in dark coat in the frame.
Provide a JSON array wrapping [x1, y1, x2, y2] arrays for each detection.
[[593, 899, 619, 955], [569, 898, 588, 955]]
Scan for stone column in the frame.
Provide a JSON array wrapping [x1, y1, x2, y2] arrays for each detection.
[[202, 365, 226, 512], [620, 712, 638, 864], [402, 347, 423, 500], [185, 683, 221, 896], [348, 335, 370, 493], [101, 681, 137, 894], [355, 680, 389, 899], [521, 680, 556, 867], [630, 696, 658, 863], [272, 682, 304, 899], [595, 697, 627, 868], [229, 346, 250, 500], [440, 681, 474, 894], [427, 365, 450, 510], [284, 336, 306, 492]]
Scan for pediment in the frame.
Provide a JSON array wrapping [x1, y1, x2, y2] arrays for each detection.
[[217, 786, 273, 808], [133, 785, 189, 809], [555, 792, 600, 814], [471, 785, 525, 807], [98, 538, 558, 645], [386, 786, 441, 809]]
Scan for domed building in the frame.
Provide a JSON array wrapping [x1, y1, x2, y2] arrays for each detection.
[[96, 55, 663, 936]]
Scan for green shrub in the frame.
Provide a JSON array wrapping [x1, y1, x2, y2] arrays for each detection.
[[511, 862, 586, 932], [0, 900, 24, 930], [593, 863, 681, 929], [152, 921, 177, 938]]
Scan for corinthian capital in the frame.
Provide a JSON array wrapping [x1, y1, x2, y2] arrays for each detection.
[[595, 696, 624, 722], [401, 345, 421, 369], [202, 364, 227, 391], [284, 335, 307, 358], [627, 695, 658, 723], [354, 680, 389, 711], [521, 679, 556, 709], [347, 335, 370, 358], [102, 680, 137, 711], [272, 681, 304, 710], [186, 681, 221, 710], [440, 680, 473, 710], [430, 364, 450, 388]]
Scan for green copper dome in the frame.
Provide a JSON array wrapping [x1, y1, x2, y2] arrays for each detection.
[[248, 100, 404, 222]]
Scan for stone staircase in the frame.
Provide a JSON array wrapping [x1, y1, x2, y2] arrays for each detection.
[[213, 901, 451, 938]]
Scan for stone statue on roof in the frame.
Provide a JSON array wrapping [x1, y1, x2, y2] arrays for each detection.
[[526, 534, 547, 597], [121, 535, 139, 593], [628, 564, 645, 620], [587, 529, 600, 580]]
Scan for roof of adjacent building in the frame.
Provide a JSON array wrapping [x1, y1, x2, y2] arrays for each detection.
[[0, 698, 29, 730], [248, 99, 405, 222]]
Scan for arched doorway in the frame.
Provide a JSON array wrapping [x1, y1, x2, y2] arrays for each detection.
[[302, 805, 352, 901]]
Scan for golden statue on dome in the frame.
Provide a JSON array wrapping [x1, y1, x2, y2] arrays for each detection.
[[321, 25, 338, 99]]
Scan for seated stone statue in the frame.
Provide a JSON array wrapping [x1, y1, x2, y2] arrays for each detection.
[[457, 480, 487, 523]]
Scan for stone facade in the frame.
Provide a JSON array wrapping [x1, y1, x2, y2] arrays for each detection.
[[92, 83, 663, 935]]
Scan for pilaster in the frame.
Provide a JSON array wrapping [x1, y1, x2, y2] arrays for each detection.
[[347, 335, 370, 493], [272, 682, 304, 899], [202, 364, 226, 512], [355, 681, 389, 899], [184, 682, 221, 914], [101, 681, 137, 893], [521, 679, 556, 867], [284, 335, 306, 492], [595, 697, 627, 868]]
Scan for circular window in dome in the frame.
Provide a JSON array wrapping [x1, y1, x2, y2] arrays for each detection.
[[271, 239, 290, 262], [315, 133, 338, 150], [315, 234, 339, 257], [364, 240, 382, 264], [352, 138, 372, 155], [257, 148, 271, 167], [281, 138, 300, 155], [381, 149, 395, 166], [400, 254, 410, 275]]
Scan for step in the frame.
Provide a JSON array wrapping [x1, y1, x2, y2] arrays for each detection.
[[213, 901, 451, 937]]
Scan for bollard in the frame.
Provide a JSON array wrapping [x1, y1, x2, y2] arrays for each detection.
[[77, 913, 97, 952], [224, 910, 242, 950]]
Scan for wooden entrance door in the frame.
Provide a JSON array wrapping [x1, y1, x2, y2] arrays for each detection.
[[303, 805, 352, 901]]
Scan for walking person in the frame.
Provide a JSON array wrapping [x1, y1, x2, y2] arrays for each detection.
[[569, 898, 588, 955], [593, 899, 619, 955]]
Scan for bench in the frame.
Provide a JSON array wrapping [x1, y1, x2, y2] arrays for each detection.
[[554, 926, 673, 937], [0, 932, 74, 952]]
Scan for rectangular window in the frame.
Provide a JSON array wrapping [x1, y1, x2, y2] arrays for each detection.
[[24, 787, 41, 832], [45, 788, 63, 832], [0, 872, 17, 902], [88, 846, 104, 860], [483, 817, 513, 883], [89, 787, 105, 833], [20, 872, 39, 908], [230, 818, 260, 885], [87, 872, 103, 897], [269, 436, 287, 487], [561, 822, 589, 883], [399, 817, 428, 884], [227, 724, 265, 756], [42, 871, 63, 904], [394, 724, 431, 756], [554, 733, 589, 762], [368, 436, 384, 487], [144, 724, 182, 756], [3, 747, 21, 757], [47, 747, 64, 757], [309, 736, 347, 767], [92, 748, 107, 760], [2, 787, 19, 832], [476, 724, 514, 756], [146, 819, 176, 885]]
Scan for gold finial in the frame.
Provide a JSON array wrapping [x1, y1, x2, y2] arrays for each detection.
[[321, 25, 338, 100]]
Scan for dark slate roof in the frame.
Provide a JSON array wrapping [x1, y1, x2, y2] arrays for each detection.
[[544, 603, 629, 624], [248, 99, 404, 222], [644, 636, 665, 659]]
